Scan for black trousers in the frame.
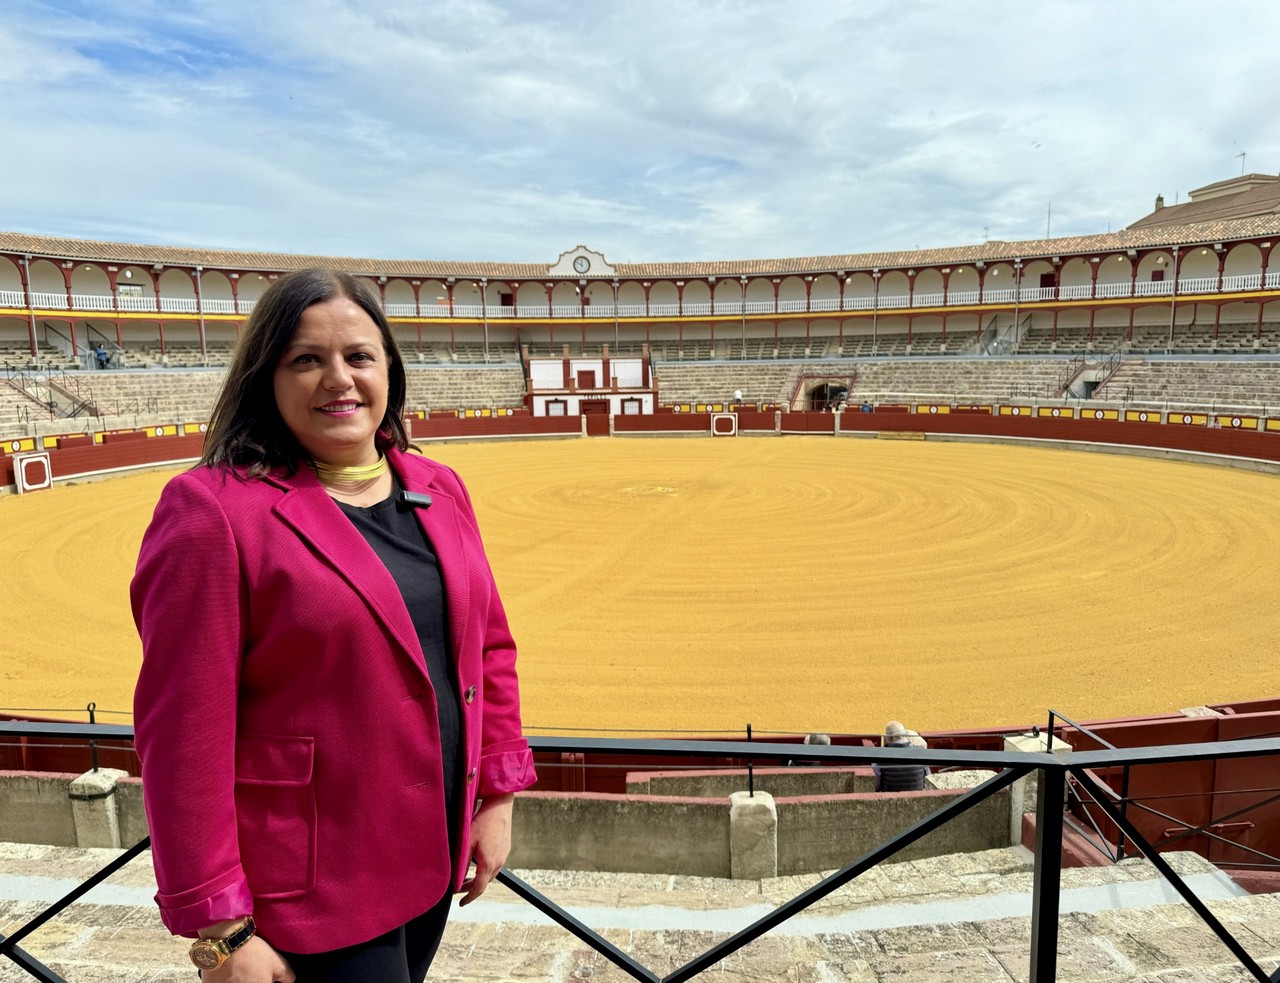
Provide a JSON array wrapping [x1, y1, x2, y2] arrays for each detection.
[[274, 887, 453, 983]]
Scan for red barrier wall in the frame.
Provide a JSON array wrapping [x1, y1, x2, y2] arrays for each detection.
[[409, 416, 580, 440], [840, 413, 1280, 463], [781, 412, 837, 434], [614, 414, 711, 433]]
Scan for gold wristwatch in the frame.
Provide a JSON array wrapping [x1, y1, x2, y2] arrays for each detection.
[[188, 916, 256, 971]]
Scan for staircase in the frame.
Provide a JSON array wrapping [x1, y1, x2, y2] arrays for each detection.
[[2, 841, 1276, 981]]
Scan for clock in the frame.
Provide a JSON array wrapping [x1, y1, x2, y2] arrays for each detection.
[[573, 256, 590, 274]]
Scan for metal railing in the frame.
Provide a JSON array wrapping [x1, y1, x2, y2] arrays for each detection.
[[2, 721, 1280, 982], [4, 273, 1280, 324]]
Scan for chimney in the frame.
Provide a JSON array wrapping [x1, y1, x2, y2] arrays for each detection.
[[1154, 194, 1165, 210]]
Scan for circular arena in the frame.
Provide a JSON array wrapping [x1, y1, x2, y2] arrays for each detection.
[[6, 436, 1279, 733]]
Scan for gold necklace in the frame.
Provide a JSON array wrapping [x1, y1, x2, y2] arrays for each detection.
[[312, 455, 389, 485]]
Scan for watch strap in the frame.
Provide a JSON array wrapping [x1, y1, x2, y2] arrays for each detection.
[[223, 915, 257, 954]]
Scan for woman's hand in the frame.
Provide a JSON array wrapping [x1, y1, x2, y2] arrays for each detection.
[[458, 793, 515, 906], [200, 935, 294, 982]]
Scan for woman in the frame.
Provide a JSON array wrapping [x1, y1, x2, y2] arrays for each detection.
[[132, 268, 536, 982]]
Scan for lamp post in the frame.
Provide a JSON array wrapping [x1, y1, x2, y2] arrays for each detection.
[[871, 269, 881, 355], [1012, 258, 1023, 349], [612, 279, 619, 351], [480, 277, 489, 362], [194, 266, 207, 362]]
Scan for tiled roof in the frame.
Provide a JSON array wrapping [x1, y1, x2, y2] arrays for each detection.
[[3, 213, 1280, 282], [1129, 178, 1280, 230]]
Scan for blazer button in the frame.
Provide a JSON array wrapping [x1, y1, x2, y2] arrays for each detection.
[[466, 768, 476, 784], [464, 686, 477, 705]]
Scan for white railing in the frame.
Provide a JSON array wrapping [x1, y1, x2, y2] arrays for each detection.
[[1179, 276, 1219, 295], [1224, 273, 1262, 291], [117, 295, 159, 312], [14, 270, 1280, 324]]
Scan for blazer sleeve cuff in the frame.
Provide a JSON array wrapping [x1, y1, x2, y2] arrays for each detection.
[[155, 868, 254, 938], [477, 746, 537, 797]]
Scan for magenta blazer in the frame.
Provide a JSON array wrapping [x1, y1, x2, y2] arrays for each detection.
[[131, 447, 536, 954]]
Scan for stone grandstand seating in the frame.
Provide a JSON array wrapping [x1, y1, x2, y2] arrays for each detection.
[[4, 839, 1276, 982], [404, 365, 526, 411], [0, 385, 49, 431], [656, 361, 817, 404], [77, 369, 227, 419], [0, 341, 76, 370], [1016, 320, 1280, 356], [1099, 359, 1280, 410], [849, 358, 1070, 402]]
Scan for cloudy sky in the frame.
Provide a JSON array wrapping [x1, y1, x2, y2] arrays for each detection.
[[2, 0, 1276, 264]]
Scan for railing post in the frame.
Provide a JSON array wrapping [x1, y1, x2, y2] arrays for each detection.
[[1029, 759, 1065, 983]]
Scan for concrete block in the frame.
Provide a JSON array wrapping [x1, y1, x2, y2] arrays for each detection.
[[729, 790, 777, 880], [0, 771, 77, 846], [1003, 732, 1072, 845], [69, 768, 129, 849]]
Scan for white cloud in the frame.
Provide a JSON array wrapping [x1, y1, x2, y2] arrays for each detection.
[[1, 0, 1278, 263]]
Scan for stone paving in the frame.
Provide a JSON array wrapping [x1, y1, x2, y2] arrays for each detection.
[[1, 842, 1278, 982]]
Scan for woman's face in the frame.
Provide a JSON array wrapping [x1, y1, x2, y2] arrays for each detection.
[[273, 296, 389, 466]]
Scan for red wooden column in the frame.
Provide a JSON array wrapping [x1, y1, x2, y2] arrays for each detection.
[[1215, 247, 1225, 292], [643, 282, 651, 317], [771, 279, 780, 313], [58, 263, 81, 357], [1213, 302, 1222, 340], [545, 282, 553, 319], [676, 280, 684, 316], [940, 267, 952, 305], [228, 273, 241, 314], [804, 276, 813, 313], [708, 277, 716, 316], [1089, 258, 1100, 299], [19, 256, 37, 355]]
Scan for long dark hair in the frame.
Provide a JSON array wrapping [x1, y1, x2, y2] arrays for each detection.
[[201, 268, 409, 476]]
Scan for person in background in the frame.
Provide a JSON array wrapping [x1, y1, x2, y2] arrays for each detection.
[[132, 268, 536, 982], [787, 731, 832, 767], [873, 720, 928, 792], [94, 343, 108, 369]]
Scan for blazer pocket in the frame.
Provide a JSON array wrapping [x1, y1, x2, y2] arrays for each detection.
[[234, 735, 317, 899]]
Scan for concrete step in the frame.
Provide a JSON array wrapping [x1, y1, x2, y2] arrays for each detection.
[[1, 842, 1276, 982]]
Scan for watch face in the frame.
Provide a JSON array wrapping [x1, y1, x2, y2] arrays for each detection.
[[573, 256, 590, 274], [191, 944, 223, 970]]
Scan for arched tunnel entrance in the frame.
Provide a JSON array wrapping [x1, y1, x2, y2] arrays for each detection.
[[807, 382, 848, 411]]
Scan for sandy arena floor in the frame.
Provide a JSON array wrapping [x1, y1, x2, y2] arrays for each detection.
[[3, 436, 1278, 735]]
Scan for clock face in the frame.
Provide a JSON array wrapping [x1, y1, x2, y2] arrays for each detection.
[[573, 256, 590, 274]]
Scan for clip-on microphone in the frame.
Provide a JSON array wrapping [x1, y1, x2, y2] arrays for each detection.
[[396, 491, 433, 510]]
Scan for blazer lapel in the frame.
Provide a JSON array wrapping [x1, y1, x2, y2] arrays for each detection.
[[270, 466, 429, 677], [391, 450, 472, 662]]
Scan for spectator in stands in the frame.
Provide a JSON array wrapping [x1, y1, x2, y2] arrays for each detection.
[[873, 720, 929, 792], [132, 268, 535, 983], [94, 343, 108, 369], [787, 731, 832, 766]]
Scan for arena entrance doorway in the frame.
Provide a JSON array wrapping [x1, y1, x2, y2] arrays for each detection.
[[807, 383, 848, 411]]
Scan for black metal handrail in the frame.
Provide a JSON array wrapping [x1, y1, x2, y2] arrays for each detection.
[[3, 722, 1280, 983]]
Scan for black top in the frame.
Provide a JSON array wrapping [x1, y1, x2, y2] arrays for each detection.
[[335, 476, 462, 829]]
